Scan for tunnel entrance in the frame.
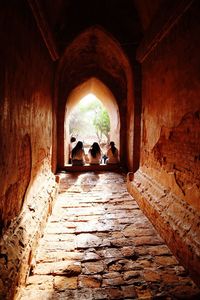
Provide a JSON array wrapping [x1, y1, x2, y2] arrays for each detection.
[[64, 78, 120, 166]]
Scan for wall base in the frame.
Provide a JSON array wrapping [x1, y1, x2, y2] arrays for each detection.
[[127, 169, 200, 287], [0, 174, 59, 300]]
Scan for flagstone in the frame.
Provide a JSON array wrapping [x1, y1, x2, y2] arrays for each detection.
[[19, 172, 200, 300], [54, 276, 78, 290]]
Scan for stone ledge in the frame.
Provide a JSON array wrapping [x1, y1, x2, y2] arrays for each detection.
[[0, 174, 59, 300], [127, 169, 200, 287], [60, 163, 121, 173]]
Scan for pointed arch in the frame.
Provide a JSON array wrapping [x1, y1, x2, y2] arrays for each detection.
[[65, 77, 120, 164], [54, 26, 136, 170]]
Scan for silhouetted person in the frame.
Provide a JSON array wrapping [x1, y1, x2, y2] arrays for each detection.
[[72, 141, 85, 166], [69, 136, 76, 164], [88, 142, 102, 164], [106, 141, 119, 164]]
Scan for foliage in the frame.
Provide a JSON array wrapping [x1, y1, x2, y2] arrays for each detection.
[[69, 97, 110, 143], [93, 108, 110, 143]]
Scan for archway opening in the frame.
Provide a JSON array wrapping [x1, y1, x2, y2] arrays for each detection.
[[69, 93, 111, 158], [64, 78, 120, 165]]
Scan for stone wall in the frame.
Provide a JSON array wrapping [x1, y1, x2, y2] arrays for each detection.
[[0, 2, 58, 299], [128, 0, 200, 286]]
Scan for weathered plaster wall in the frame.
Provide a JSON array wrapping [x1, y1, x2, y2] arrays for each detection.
[[0, 2, 58, 299], [127, 1, 200, 286], [141, 2, 200, 211]]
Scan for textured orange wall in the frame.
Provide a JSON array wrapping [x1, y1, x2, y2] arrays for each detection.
[[141, 2, 200, 211], [0, 2, 55, 231]]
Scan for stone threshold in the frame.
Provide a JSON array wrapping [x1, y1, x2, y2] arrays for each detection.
[[60, 163, 122, 173], [127, 169, 200, 287]]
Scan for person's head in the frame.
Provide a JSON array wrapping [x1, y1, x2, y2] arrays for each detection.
[[110, 141, 116, 154], [110, 141, 115, 148], [72, 141, 83, 157], [70, 136, 76, 143], [90, 142, 101, 157]]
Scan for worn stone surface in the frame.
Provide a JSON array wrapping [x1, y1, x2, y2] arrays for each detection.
[[127, 170, 200, 287], [19, 172, 200, 299]]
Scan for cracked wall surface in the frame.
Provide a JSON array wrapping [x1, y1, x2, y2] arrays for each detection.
[[141, 2, 200, 211], [127, 1, 200, 286], [0, 3, 58, 299]]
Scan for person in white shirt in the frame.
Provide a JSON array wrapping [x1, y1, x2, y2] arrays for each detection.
[[72, 141, 86, 166], [88, 142, 102, 164], [106, 141, 119, 164]]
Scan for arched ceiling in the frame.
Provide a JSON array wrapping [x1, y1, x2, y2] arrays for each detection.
[[40, 0, 143, 53], [39, 0, 164, 53], [30, 0, 165, 105], [30, 0, 165, 61], [57, 26, 132, 106]]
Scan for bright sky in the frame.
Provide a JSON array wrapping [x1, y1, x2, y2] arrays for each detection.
[[79, 93, 99, 105]]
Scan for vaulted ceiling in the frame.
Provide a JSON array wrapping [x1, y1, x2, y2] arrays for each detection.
[[28, 0, 164, 108], [38, 0, 163, 54]]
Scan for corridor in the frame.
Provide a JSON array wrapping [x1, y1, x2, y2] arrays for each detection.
[[19, 172, 200, 300]]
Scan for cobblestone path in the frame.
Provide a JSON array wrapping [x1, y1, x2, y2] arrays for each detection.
[[19, 172, 200, 299]]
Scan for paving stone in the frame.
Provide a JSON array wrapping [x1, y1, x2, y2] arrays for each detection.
[[121, 246, 136, 257], [36, 250, 84, 263], [26, 275, 54, 288], [135, 286, 153, 299], [155, 255, 178, 266], [121, 285, 137, 298], [143, 269, 161, 282], [76, 233, 102, 248], [105, 287, 123, 299], [33, 261, 81, 276], [83, 261, 105, 274], [98, 248, 122, 258], [81, 251, 101, 262], [78, 275, 102, 288], [123, 270, 141, 281], [92, 288, 108, 299], [102, 275, 125, 287], [54, 276, 78, 290], [19, 172, 200, 300]]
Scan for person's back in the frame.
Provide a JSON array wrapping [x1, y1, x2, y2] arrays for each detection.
[[88, 142, 102, 164], [106, 141, 119, 164], [69, 136, 76, 163], [72, 141, 85, 166]]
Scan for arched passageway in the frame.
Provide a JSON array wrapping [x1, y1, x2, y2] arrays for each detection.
[[1, 1, 200, 298], [54, 26, 137, 171], [64, 78, 120, 165]]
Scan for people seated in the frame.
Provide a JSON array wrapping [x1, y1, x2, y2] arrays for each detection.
[[88, 142, 102, 164], [71, 141, 85, 166], [106, 141, 119, 164], [69, 136, 76, 164]]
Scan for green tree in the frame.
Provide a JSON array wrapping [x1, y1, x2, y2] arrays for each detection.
[[69, 97, 110, 144], [93, 108, 110, 143]]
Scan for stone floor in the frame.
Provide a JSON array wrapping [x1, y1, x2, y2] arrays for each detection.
[[19, 172, 200, 300]]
